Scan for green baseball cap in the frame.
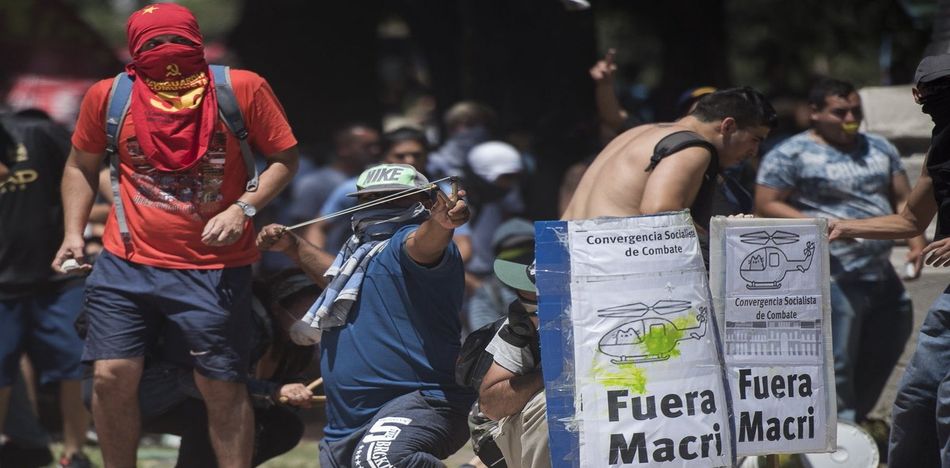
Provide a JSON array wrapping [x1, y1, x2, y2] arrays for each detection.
[[348, 163, 431, 197], [493, 258, 536, 293]]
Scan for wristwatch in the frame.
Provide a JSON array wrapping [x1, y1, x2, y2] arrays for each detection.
[[233, 200, 257, 218]]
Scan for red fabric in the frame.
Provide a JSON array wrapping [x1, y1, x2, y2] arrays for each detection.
[[124, 3, 216, 171], [126, 3, 202, 59], [131, 42, 206, 81], [72, 70, 298, 269]]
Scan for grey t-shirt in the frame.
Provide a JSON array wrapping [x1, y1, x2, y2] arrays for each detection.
[[757, 131, 903, 279], [485, 319, 538, 375]]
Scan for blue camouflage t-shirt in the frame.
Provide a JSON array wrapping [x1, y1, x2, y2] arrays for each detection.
[[757, 131, 904, 279], [320, 225, 474, 441]]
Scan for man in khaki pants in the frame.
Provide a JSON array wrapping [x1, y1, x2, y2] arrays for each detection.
[[478, 254, 550, 468]]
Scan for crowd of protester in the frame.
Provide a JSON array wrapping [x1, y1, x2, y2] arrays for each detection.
[[2, 3, 950, 468]]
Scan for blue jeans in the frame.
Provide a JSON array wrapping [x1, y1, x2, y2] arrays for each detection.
[[830, 266, 912, 423], [888, 289, 950, 467], [2, 370, 50, 449], [0, 281, 85, 387]]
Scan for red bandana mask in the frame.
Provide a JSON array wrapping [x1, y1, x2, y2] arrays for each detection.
[[124, 3, 217, 172]]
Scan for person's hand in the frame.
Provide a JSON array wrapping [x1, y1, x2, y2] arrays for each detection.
[[922, 238, 950, 268], [202, 204, 246, 246], [906, 247, 925, 280], [827, 219, 846, 241], [257, 224, 297, 253], [277, 383, 313, 408], [431, 188, 469, 230], [52, 234, 92, 274], [589, 49, 617, 85], [728, 213, 755, 218]]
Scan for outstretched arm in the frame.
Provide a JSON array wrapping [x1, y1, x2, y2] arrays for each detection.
[[891, 170, 929, 277], [590, 49, 628, 134], [830, 164, 937, 241], [257, 224, 335, 288], [405, 189, 470, 265]]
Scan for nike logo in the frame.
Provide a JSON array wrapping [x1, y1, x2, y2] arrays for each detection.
[[189, 350, 210, 356]]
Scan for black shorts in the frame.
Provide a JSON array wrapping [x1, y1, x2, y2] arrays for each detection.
[[81, 250, 252, 382]]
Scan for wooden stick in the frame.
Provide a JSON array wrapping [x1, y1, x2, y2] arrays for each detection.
[[277, 377, 325, 404], [306, 377, 323, 391], [279, 395, 327, 404]]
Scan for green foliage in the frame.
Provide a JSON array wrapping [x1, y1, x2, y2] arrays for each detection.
[[593, 0, 930, 99], [727, 0, 929, 94]]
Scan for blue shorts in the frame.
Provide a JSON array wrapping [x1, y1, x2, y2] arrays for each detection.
[[81, 250, 252, 382], [0, 281, 85, 387]]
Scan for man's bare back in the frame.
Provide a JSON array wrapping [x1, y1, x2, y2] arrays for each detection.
[[562, 118, 717, 221]]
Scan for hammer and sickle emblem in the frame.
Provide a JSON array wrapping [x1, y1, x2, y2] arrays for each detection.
[[166, 64, 181, 78]]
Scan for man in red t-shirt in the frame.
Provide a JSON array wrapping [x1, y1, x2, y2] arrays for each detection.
[[52, 4, 298, 467]]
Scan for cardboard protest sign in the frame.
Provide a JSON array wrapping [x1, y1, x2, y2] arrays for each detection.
[[709, 217, 837, 456], [536, 212, 734, 467]]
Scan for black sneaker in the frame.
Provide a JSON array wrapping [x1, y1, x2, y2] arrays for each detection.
[[58, 452, 93, 468]]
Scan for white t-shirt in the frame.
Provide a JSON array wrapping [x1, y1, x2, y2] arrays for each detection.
[[485, 318, 538, 375]]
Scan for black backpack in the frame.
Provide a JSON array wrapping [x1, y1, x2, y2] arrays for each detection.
[[455, 317, 506, 391], [456, 298, 541, 391]]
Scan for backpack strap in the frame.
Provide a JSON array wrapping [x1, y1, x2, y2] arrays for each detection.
[[105, 72, 134, 244], [644, 130, 718, 174], [104, 66, 258, 247], [645, 130, 721, 231], [211, 65, 259, 192]]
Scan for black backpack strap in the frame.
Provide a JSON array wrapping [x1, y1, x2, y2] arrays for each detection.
[[645, 130, 718, 174], [210, 65, 259, 192], [105, 72, 134, 245]]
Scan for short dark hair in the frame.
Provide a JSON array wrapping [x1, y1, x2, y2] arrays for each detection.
[[690, 87, 777, 129], [333, 122, 378, 149], [381, 126, 428, 156], [444, 101, 496, 131], [807, 78, 856, 110]]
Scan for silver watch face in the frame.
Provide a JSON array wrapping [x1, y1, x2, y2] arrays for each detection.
[[237, 201, 256, 217]]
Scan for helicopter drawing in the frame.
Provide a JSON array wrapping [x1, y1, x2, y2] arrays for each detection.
[[738, 230, 815, 290], [596, 299, 707, 365]]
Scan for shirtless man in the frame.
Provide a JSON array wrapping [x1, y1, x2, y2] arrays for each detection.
[[563, 87, 776, 225], [477, 87, 776, 468]]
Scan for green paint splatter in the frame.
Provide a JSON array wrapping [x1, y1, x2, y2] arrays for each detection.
[[592, 362, 648, 394], [638, 312, 698, 359], [590, 312, 701, 394]]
